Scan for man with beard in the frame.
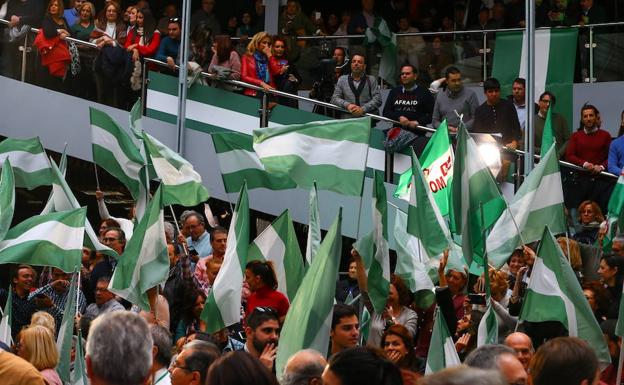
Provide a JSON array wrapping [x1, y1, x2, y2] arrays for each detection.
[[244, 307, 280, 372]]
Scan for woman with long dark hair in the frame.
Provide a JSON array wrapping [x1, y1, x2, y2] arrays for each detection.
[[208, 34, 241, 91], [174, 287, 207, 342], [125, 8, 160, 62], [382, 325, 423, 382], [598, 254, 624, 319], [244, 260, 289, 322]]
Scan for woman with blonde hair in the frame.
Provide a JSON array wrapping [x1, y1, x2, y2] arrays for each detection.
[[17, 325, 62, 385], [29, 311, 56, 337], [241, 31, 282, 97], [573, 200, 605, 245]]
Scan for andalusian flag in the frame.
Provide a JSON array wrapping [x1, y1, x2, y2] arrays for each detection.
[[407, 150, 451, 260], [56, 271, 78, 384], [449, 124, 506, 266], [90, 107, 146, 200], [71, 331, 88, 385], [477, 255, 498, 346], [129, 98, 143, 140], [425, 307, 461, 374], [492, 28, 578, 131], [364, 17, 398, 86], [211, 132, 296, 193], [393, 209, 435, 308], [201, 182, 249, 333], [248, 209, 305, 301], [541, 107, 554, 159], [109, 186, 168, 311], [305, 182, 321, 267], [276, 209, 342, 375], [487, 144, 565, 267], [0, 137, 52, 189], [395, 120, 453, 215], [520, 227, 611, 365], [253, 118, 371, 196], [0, 288, 12, 346], [0, 208, 86, 272], [0, 159, 15, 241], [143, 131, 209, 207], [43, 159, 117, 258]]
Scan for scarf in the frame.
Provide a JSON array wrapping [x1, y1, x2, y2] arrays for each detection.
[[253, 51, 269, 83]]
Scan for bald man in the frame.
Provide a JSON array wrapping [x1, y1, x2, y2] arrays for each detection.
[[504, 332, 534, 370], [282, 349, 327, 385]]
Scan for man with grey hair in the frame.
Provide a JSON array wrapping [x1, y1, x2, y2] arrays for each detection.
[[419, 366, 507, 385], [465, 344, 527, 385], [169, 340, 220, 385], [150, 325, 173, 385], [282, 349, 326, 385], [177, 211, 212, 261], [86, 311, 153, 385], [611, 235, 624, 257]]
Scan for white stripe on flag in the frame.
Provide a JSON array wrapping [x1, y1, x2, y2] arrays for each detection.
[[151, 158, 200, 185], [92, 126, 142, 178], [0, 221, 83, 250], [0, 151, 49, 173], [217, 149, 265, 173], [256, 133, 368, 170]]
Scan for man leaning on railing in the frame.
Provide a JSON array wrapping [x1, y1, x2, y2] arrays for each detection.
[[330, 52, 381, 120]]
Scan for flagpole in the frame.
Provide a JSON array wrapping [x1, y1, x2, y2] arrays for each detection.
[[168, 205, 190, 257], [93, 163, 100, 190], [355, 148, 372, 240], [505, 205, 527, 248], [75, 268, 81, 318]]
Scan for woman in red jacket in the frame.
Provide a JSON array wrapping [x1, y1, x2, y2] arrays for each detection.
[[241, 31, 283, 97], [125, 8, 161, 62]]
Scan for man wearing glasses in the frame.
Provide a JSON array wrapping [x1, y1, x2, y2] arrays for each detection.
[[533, 91, 570, 158]]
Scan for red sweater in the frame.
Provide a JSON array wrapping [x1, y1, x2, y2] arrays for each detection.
[[124, 28, 161, 58], [565, 128, 611, 168], [246, 286, 289, 319]]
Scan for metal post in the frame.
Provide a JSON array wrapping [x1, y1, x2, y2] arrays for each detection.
[[260, 93, 269, 128], [588, 26, 595, 83], [481, 31, 488, 83], [264, 0, 279, 35], [524, 0, 535, 174], [515, 153, 523, 191], [19, 33, 30, 82], [384, 152, 393, 183], [141, 60, 148, 115], [175, 0, 192, 155]]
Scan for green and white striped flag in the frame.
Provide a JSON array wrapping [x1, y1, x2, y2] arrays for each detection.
[[607, 169, 624, 234], [0, 288, 12, 346], [0, 159, 15, 242], [71, 333, 88, 385], [541, 107, 554, 159], [42, 146, 67, 215], [520, 226, 611, 365], [407, 150, 451, 260], [492, 28, 578, 131], [393, 209, 435, 308], [487, 144, 566, 268], [0, 137, 52, 190], [425, 307, 462, 374], [477, 254, 498, 346], [43, 159, 118, 258], [201, 182, 249, 333], [248, 209, 305, 301], [275, 208, 342, 375], [305, 182, 321, 267], [364, 17, 398, 86], [90, 107, 146, 200], [129, 99, 143, 140], [143, 131, 210, 207], [57, 271, 78, 384], [0, 208, 86, 272], [253, 118, 371, 196], [109, 186, 168, 311], [395, 120, 454, 215], [211, 132, 296, 193], [449, 124, 506, 266]]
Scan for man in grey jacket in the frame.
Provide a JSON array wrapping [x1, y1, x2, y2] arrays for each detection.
[[432, 66, 479, 133], [331, 53, 382, 119]]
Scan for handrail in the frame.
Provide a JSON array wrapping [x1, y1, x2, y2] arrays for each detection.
[[143, 57, 617, 180], [0, 18, 98, 48]]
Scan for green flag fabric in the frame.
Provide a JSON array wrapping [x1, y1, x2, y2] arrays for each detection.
[[212, 132, 296, 193], [248, 209, 305, 301], [395, 120, 453, 215], [90, 107, 146, 200], [541, 107, 554, 159], [109, 186, 169, 311], [407, 150, 452, 260], [0, 159, 15, 241], [366, 171, 391, 314], [487, 144, 566, 267], [201, 182, 249, 333], [449, 124, 506, 266], [492, 28, 578, 132], [275, 209, 343, 375], [0, 288, 12, 346], [0, 208, 86, 272], [143, 131, 210, 207], [0, 137, 52, 189], [305, 182, 321, 267], [364, 17, 398, 86], [56, 271, 79, 384], [425, 307, 462, 374], [253, 118, 371, 196], [520, 227, 611, 365], [71, 331, 89, 385]]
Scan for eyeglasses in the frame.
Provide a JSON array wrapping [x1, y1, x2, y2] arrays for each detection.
[[169, 361, 191, 371], [169, 17, 180, 23], [102, 237, 119, 243]]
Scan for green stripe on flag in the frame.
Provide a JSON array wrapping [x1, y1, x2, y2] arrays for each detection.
[[0, 137, 52, 190], [0, 159, 15, 242], [57, 271, 78, 384], [367, 171, 390, 314]]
